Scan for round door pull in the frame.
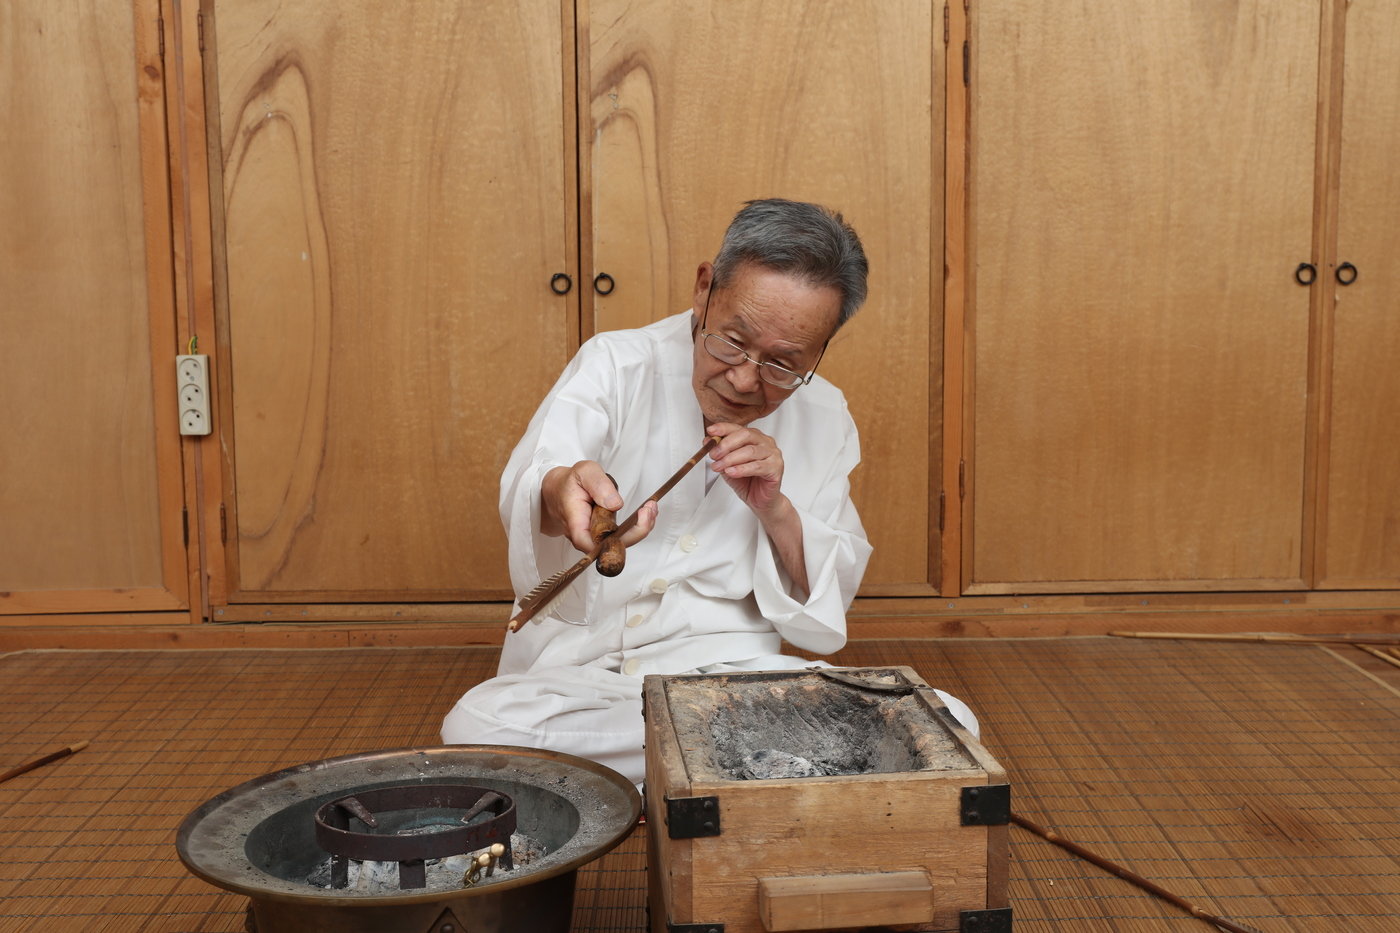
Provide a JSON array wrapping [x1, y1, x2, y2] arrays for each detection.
[[1336, 262, 1358, 286], [593, 272, 616, 296], [1294, 262, 1316, 286], [550, 273, 573, 295]]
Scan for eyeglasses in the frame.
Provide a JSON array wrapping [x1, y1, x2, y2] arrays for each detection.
[[698, 287, 827, 390]]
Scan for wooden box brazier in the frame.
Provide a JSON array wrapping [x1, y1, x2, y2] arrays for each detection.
[[643, 667, 1011, 933]]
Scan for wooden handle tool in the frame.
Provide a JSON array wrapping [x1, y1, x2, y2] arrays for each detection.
[[589, 474, 626, 577], [507, 436, 718, 632]]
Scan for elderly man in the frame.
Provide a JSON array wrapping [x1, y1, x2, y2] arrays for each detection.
[[442, 199, 976, 784]]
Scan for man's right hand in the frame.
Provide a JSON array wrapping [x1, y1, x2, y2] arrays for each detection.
[[540, 462, 658, 554]]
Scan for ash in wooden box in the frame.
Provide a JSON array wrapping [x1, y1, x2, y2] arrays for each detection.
[[643, 666, 1011, 933]]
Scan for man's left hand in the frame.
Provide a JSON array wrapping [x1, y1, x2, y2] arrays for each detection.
[[706, 422, 787, 517], [706, 421, 809, 597]]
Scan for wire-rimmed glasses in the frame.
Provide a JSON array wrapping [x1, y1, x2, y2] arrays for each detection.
[[698, 287, 827, 389]]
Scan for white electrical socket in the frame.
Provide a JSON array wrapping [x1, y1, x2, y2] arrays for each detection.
[[176, 354, 212, 436], [177, 356, 205, 384], [181, 408, 210, 434]]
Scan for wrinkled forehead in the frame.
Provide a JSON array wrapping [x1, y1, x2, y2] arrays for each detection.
[[718, 309, 822, 360], [707, 268, 841, 349]]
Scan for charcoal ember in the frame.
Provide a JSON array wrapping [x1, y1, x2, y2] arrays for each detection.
[[736, 748, 825, 780]]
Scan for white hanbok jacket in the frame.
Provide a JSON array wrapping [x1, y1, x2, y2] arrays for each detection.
[[497, 310, 872, 678], [443, 312, 980, 783]]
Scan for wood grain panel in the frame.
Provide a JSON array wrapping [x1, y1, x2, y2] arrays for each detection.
[[1319, 0, 1400, 587], [205, 0, 573, 598], [0, 0, 183, 606], [585, 0, 941, 589], [969, 0, 1319, 591]]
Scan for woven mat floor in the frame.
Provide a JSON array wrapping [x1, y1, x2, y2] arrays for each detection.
[[1, 637, 1398, 932]]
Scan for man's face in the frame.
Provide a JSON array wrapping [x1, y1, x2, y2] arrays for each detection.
[[690, 261, 841, 427]]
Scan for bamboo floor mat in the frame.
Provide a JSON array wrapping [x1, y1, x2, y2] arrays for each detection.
[[1, 637, 1398, 932]]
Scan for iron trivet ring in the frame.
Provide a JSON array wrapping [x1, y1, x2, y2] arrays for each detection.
[[314, 783, 516, 889]]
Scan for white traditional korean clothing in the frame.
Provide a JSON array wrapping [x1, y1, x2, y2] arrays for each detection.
[[442, 311, 976, 783]]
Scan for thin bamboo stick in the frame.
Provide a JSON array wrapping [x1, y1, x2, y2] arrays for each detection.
[[1358, 644, 1400, 670], [1111, 630, 1400, 647], [1011, 812, 1264, 933], [0, 740, 89, 785]]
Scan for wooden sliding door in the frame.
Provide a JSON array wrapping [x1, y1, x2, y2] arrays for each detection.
[[202, 0, 576, 602], [965, 0, 1321, 593], [584, 0, 945, 591], [0, 0, 187, 619], [1318, 0, 1400, 587]]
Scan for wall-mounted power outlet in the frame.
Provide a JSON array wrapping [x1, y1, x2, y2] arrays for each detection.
[[181, 407, 210, 434], [176, 354, 212, 436]]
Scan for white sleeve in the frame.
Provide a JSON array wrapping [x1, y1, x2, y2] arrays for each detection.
[[498, 340, 619, 605], [751, 414, 872, 655]]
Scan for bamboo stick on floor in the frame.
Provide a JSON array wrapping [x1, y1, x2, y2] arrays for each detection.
[[1111, 630, 1400, 647], [0, 740, 89, 785], [1358, 644, 1400, 670], [1011, 812, 1264, 933]]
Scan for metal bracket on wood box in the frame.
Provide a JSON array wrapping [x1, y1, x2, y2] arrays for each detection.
[[667, 924, 724, 933], [961, 783, 1011, 825], [960, 906, 1013, 932], [666, 795, 721, 838]]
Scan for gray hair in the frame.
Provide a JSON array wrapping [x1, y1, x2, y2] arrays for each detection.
[[711, 198, 869, 330]]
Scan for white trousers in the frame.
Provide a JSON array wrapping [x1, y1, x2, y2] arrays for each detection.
[[441, 657, 980, 787]]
